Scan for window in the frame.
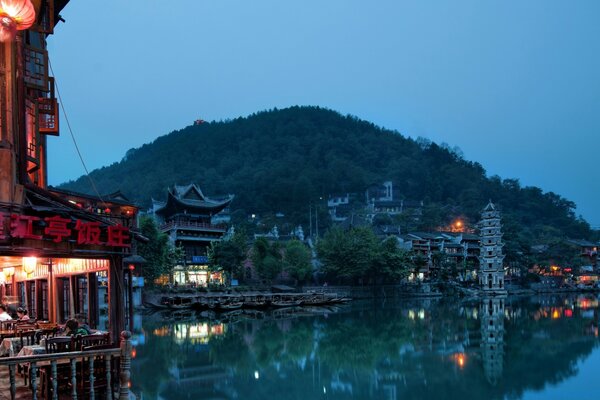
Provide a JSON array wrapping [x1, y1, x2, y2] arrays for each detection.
[[24, 45, 48, 90]]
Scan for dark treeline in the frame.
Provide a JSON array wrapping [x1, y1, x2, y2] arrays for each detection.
[[60, 106, 594, 246]]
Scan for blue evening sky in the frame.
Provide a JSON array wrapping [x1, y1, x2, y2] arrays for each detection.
[[47, 0, 600, 226]]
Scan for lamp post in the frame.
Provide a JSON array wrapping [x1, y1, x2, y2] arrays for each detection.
[[309, 197, 324, 242], [315, 197, 323, 241]]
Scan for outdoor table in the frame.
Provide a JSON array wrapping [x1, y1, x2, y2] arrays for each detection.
[[0, 329, 16, 339], [17, 344, 46, 358], [0, 337, 23, 357]]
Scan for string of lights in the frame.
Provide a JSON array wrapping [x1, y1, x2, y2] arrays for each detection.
[[48, 58, 108, 209]]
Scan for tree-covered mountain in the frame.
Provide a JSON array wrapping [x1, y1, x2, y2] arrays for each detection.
[[59, 106, 594, 247]]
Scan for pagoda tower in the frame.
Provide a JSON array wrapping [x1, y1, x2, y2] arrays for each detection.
[[479, 201, 506, 294]]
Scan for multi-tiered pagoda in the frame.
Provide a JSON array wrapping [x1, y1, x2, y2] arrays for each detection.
[[478, 201, 506, 294], [152, 184, 233, 285]]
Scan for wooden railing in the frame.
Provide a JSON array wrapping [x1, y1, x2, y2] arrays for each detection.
[[0, 331, 132, 400]]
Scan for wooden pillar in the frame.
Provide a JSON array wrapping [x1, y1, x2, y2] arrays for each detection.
[[127, 269, 134, 331], [87, 272, 98, 329], [46, 259, 56, 324], [119, 331, 132, 400], [69, 275, 76, 320], [108, 257, 125, 344]]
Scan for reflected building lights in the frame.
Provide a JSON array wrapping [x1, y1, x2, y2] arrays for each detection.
[[173, 322, 226, 344], [452, 353, 467, 369]]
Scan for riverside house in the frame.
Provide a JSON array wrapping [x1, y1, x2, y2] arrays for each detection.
[[0, 0, 140, 343]]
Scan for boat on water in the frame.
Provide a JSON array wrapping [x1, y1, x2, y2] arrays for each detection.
[[271, 299, 303, 308], [242, 294, 269, 309], [300, 293, 333, 306], [329, 296, 352, 304], [143, 296, 195, 310], [158, 296, 195, 309], [210, 301, 244, 312]]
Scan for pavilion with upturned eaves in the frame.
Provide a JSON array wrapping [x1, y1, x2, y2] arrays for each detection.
[[151, 184, 234, 285]]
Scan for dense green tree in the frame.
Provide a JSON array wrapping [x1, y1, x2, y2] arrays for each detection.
[[372, 237, 414, 282], [251, 237, 283, 282], [137, 216, 179, 285], [207, 229, 247, 284], [59, 106, 595, 258], [317, 227, 379, 283], [283, 240, 313, 284]]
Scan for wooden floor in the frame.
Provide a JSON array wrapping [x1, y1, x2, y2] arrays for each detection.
[[0, 366, 32, 399], [0, 367, 75, 400]]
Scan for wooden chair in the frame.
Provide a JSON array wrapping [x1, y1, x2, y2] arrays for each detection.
[[36, 321, 58, 333], [0, 320, 17, 332], [41, 336, 78, 398], [18, 329, 38, 347], [15, 322, 37, 333], [17, 329, 39, 384], [45, 336, 77, 353], [79, 344, 118, 398], [77, 333, 110, 351]]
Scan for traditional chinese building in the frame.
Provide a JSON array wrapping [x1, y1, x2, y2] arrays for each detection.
[[0, 0, 139, 341], [478, 201, 506, 294], [151, 184, 233, 285]]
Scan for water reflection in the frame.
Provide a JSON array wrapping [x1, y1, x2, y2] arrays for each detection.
[[131, 295, 600, 399]]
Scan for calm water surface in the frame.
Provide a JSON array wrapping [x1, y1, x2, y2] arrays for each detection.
[[131, 295, 600, 399]]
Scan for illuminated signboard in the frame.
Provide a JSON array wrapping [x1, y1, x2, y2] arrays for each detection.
[[0, 212, 131, 248]]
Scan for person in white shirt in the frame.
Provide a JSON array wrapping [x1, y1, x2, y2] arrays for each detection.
[[0, 304, 12, 321]]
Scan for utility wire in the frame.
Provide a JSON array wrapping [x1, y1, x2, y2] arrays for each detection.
[[48, 58, 108, 208]]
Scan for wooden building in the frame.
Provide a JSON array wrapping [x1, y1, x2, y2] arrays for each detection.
[[0, 0, 139, 342], [151, 184, 233, 285]]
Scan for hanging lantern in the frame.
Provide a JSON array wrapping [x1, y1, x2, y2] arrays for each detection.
[[0, 0, 36, 42], [3, 267, 15, 280], [22, 256, 37, 275]]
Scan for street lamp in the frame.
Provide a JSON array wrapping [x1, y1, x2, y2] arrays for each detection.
[[309, 197, 324, 241]]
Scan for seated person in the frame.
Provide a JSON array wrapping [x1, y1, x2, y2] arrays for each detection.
[[16, 307, 30, 321], [75, 314, 92, 335], [0, 304, 12, 321], [64, 319, 90, 336]]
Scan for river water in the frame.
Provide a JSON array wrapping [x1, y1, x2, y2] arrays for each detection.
[[130, 294, 600, 399]]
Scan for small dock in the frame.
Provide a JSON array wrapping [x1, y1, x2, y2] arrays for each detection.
[[143, 291, 351, 311]]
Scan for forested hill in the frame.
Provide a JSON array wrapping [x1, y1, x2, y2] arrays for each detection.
[[59, 106, 593, 242]]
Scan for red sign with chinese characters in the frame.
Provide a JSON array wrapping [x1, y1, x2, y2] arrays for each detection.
[[0, 212, 131, 248]]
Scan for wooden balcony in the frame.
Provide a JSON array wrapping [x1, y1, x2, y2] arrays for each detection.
[[0, 331, 133, 400], [38, 98, 59, 136]]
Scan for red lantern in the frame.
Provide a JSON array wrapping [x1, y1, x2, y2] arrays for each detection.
[[0, 0, 36, 42]]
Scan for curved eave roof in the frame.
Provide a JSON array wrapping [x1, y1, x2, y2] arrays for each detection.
[[155, 192, 233, 216]]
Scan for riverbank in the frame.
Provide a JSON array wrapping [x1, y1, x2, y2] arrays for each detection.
[[142, 282, 600, 307]]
